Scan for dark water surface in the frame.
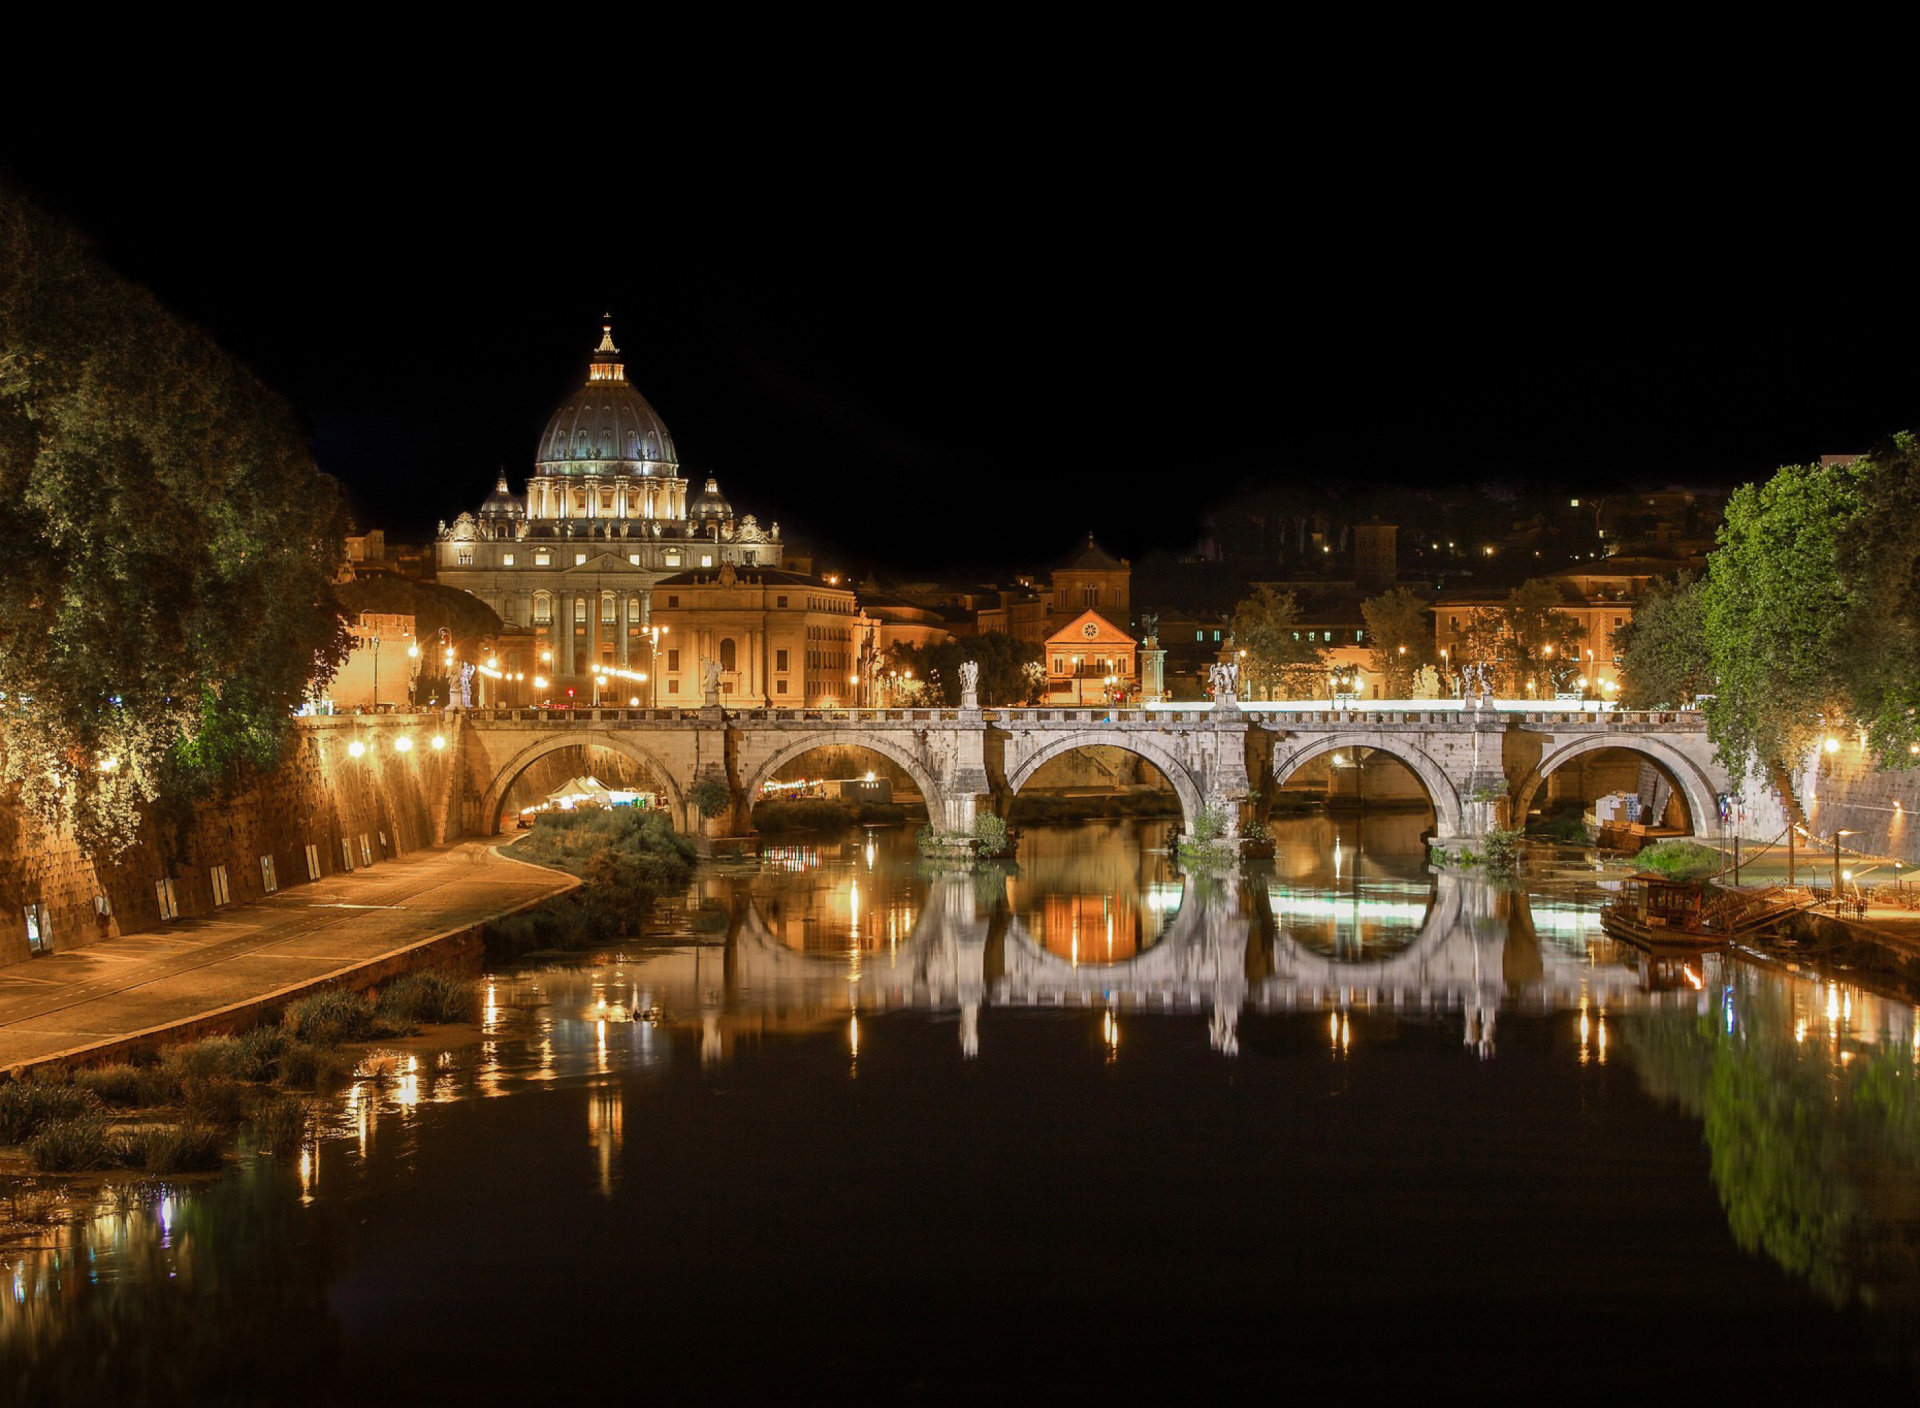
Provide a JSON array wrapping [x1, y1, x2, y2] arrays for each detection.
[[8, 818, 1920, 1401]]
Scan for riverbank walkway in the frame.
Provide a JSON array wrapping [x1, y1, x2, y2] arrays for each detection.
[[0, 841, 574, 1071]]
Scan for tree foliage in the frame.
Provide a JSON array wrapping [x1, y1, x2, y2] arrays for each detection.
[[1230, 586, 1326, 699], [887, 632, 1042, 706], [1454, 579, 1584, 696], [1702, 461, 1859, 772], [1361, 586, 1434, 696], [0, 184, 351, 851], [1614, 574, 1710, 709]]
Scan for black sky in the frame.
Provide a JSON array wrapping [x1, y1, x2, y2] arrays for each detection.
[[5, 74, 1913, 578]]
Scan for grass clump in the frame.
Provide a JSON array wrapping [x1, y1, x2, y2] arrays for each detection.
[[235, 1025, 291, 1081], [494, 808, 698, 959], [1637, 838, 1723, 881], [115, 1122, 225, 1174], [250, 1096, 311, 1157], [0, 1079, 100, 1144], [274, 1040, 354, 1089], [182, 1077, 251, 1125], [26, 1114, 115, 1172], [378, 970, 475, 1026], [285, 990, 379, 1047], [73, 1064, 145, 1108]]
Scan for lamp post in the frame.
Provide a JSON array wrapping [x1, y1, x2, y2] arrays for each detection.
[[1834, 829, 1855, 904], [370, 635, 381, 712], [643, 625, 667, 709]]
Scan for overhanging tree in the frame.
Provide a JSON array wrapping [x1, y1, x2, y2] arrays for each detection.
[[1455, 579, 1584, 696], [0, 184, 351, 851]]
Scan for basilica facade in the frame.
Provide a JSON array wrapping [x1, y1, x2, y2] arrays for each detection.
[[436, 322, 840, 703]]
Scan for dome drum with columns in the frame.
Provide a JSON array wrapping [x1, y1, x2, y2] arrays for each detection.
[[436, 320, 790, 697]]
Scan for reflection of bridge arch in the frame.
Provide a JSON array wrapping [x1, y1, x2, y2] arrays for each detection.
[[740, 733, 946, 823], [1003, 731, 1205, 831], [1509, 734, 1713, 835], [478, 730, 686, 834], [1265, 869, 1462, 987], [1268, 733, 1461, 836]]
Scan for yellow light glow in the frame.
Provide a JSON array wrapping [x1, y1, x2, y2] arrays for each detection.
[[394, 736, 412, 752], [1826, 737, 1841, 754], [431, 735, 446, 750], [348, 740, 367, 758], [98, 755, 119, 772]]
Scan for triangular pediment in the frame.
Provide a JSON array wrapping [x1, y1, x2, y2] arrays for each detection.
[[558, 552, 650, 576], [1046, 609, 1134, 648]]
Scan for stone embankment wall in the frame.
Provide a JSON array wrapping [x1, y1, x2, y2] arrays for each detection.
[[1730, 742, 1920, 867], [0, 713, 463, 969]]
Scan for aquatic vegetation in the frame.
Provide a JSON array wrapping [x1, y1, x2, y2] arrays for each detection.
[[115, 1122, 224, 1174], [0, 1079, 101, 1144], [378, 970, 476, 1026], [248, 1095, 310, 1158], [25, 1114, 116, 1172], [284, 990, 379, 1047]]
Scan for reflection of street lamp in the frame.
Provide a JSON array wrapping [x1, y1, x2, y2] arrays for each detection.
[[1834, 829, 1855, 900]]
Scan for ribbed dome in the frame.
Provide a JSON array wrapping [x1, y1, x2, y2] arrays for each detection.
[[533, 322, 679, 477], [689, 477, 733, 522], [480, 472, 523, 518]]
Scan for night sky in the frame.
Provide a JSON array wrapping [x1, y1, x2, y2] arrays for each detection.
[[6, 96, 1914, 578]]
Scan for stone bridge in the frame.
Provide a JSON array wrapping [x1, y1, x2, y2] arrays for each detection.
[[445, 700, 1730, 842]]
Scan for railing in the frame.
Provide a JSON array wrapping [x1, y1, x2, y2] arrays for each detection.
[[455, 704, 1707, 731]]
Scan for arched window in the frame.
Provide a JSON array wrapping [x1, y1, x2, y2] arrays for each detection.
[[533, 594, 552, 625], [719, 639, 737, 672]]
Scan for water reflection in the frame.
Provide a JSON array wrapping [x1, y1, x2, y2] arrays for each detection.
[[10, 821, 1920, 1394]]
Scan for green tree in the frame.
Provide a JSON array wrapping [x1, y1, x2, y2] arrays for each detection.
[[1361, 586, 1434, 696], [1230, 586, 1326, 699], [887, 632, 1042, 706], [0, 184, 351, 851], [1455, 579, 1583, 696], [1703, 461, 1858, 774], [1833, 432, 1920, 761], [1615, 574, 1710, 709]]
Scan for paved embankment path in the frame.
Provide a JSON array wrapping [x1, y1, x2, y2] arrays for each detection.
[[0, 841, 573, 1070]]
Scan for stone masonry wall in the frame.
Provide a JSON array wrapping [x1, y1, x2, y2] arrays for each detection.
[[0, 713, 462, 969], [1730, 744, 1920, 868]]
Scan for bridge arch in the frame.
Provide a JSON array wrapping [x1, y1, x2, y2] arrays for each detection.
[[1509, 734, 1717, 837], [477, 730, 687, 835], [1003, 730, 1207, 831], [1267, 733, 1464, 837], [740, 731, 947, 825]]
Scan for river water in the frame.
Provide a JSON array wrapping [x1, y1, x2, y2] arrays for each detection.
[[7, 817, 1920, 1400]]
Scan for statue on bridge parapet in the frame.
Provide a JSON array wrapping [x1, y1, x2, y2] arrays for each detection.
[[1208, 660, 1240, 707], [958, 659, 980, 709], [701, 657, 723, 707]]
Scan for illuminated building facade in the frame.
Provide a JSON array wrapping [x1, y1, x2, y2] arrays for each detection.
[[435, 321, 790, 696]]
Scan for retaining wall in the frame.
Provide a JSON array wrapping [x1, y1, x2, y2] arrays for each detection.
[[0, 713, 463, 968]]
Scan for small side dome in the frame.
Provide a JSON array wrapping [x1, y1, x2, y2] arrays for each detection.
[[689, 477, 733, 523], [480, 471, 524, 518]]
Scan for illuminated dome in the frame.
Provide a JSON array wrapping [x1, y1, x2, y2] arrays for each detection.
[[479, 471, 523, 518], [689, 477, 733, 523], [533, 321, 679, 477]]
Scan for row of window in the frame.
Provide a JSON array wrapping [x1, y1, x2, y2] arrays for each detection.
[[1053, 656, 1133, 673]]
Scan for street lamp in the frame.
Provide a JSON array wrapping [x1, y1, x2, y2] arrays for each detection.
[[370, 635, 381, 711], [1834, 829, 1856, 902]]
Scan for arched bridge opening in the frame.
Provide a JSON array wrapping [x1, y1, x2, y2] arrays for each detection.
[[1511, 739, 1709, 841], [1002, 733, 1207, 836], [479, 732, 685, 836], [741, 736, 943, 837], [1268, 735, 1458, 840]]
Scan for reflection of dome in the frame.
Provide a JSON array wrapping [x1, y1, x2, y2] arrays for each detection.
[[480, 472, 523, 518], [689, 477, 732, 523], [533, 321, 679, 477]]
